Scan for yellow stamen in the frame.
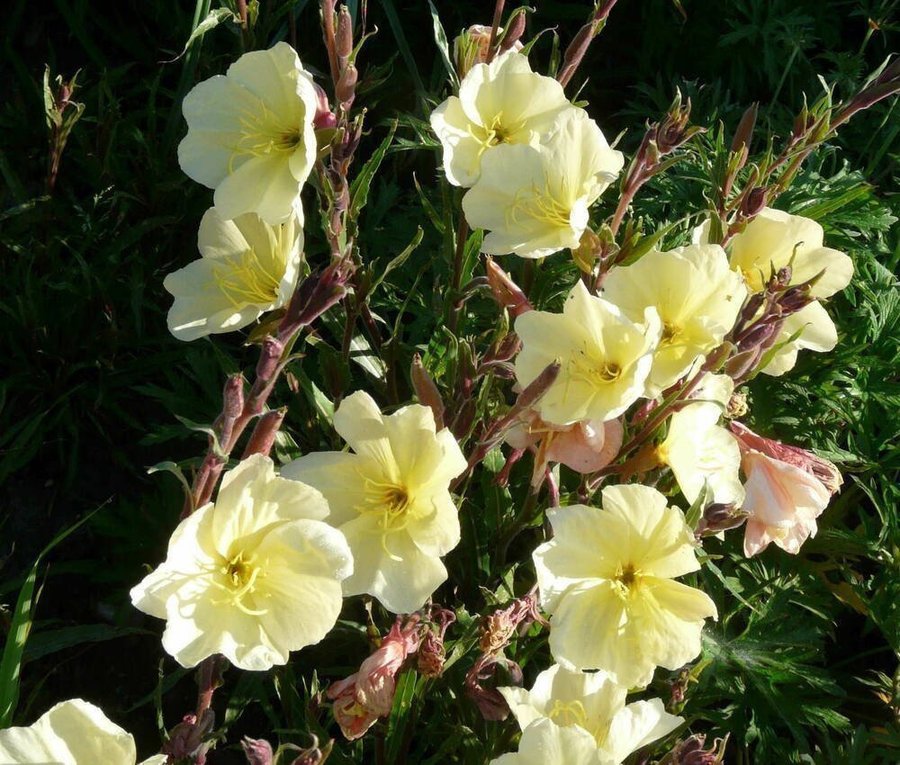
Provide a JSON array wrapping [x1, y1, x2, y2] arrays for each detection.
[[213, 248, 282, 308]]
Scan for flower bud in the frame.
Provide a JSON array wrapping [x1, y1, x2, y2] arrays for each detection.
[[411, 353, 445, 429], [696, 502, 748, 537], [242, 407, 286, 458], [336, 64, 357, 107], [499, 12, 527, 52], [241, 736, 274, 765], [453, 25, 494, 78], [256, 337, 284, 382], [740, 186, 768, 218], [312, 83, 337, 129], [485, 257, 532, 317], [730, 103, 758, 154], [336, 7, 354, 62]]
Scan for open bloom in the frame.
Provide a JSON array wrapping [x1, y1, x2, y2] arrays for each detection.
[[164, 207, 302, 341], [657, 374, 745, 506], [533, 485, 717, 687], [506, 410, 623, 486], [726, 207, 853, 375], [177, 42, 318, 223], [0, 698, 166, 765], [515, 281, 661, 425], [130, 454, 352, 670], [602, 245, 746, 393], [283, 391, 467, 614], [500, 665, 682, 763], [463, 109, 624, 258], [730, 422, 840, 556], [430, 51, 571, 187]]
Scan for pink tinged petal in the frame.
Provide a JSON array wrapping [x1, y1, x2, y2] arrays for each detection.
[[281, 451, 370, 526], [340, 515, 448, 614], [213, 154, 301, 224], [742, 451, 831, 527], [743, 518, 776, 557]]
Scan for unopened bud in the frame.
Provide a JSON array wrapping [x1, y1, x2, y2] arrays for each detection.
[[696, 502, 747, 537], [740, 186, 768, 218], [242, 408, 286, 458], [242, 736, 274, 765], [313, 83, 337, 129], [336, 64, 357, 107], [411, 353, 445, 429], [724, 347, 761, 380], [256, 337, 284, 382], [222, 374, 245, 420], [336, 7, 353, 62], [572, 228, 602, 274], [779, 283, 813, 314], [730, 103, 758, 154], [499, 11, 527, 52], [737, 319, 780, 352], [453, 25, 494, 78], [485, 257, 532, 317]]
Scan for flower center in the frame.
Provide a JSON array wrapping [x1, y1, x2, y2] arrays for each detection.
[[567, 350, 623, 388], [229, 103, 303, 168], [213, 248, 283, 307], [612, 562, 643, 599], [359, 476, 412, 527], [213, 550, 268, 615], [548, 699, 588, 728], [661, 322, 681, 343], [506, 184, 573, 230]]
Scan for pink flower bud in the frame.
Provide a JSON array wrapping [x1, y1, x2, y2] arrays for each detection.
[[312, 83, 337, 129], [485, 257, 532, 317]]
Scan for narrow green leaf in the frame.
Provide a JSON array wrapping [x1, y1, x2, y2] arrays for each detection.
[[427, 0, 459, 90], [165, 7, 239, 63], [349, 121, 397, 219]]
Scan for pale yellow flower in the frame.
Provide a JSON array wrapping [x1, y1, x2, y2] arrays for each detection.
[[658, 374, 745, 506], [130, 454, 352, 671], [462, 109, 624, 258], [164, 207, 302, 341], [533, 485, 717, 687], [430, 51, 571, 187], [514, 281, 661, 426], [177, 42, 318, 223], [282, 391, 467, 614], [499, 665, 682, 763], [726, 207, 853, 375], [490, 719, 606, 765], [602, 245, 747, 393], [0, 699, 166, 765]]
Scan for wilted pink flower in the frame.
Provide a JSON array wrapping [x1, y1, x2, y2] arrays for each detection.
[[241, 736, 274, 765], [506, 410, 623, 485], [327, 617, 424, 740], [730, 422, 843, 494], [730, 423, 840, 557]]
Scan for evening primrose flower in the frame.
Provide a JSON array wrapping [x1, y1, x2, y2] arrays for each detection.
[[726, 207, 853, 375], [164, 207, 302, 341], [533, 485, 718, 687], [602, 245, 747, 393], [130, 454, 352, 671], [430, 51, 571, 187], [0, 698, 166, 765], [499, 665, 682, 763], [514, 281, 661, 426], [282, 391, 467, 614], [657, 374, 745, 506], [177, 42, 318, 223], [462, 109, 624, 258]]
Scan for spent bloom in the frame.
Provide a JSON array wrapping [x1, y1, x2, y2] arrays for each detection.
[[533, 485, 718, 687], [164, 207, 302, 341], [725, 207, 853, 375], [0, 698, 166, 765], [731, 422, 841, 557], [130, 454, 352, 670], [657, 374, 745, 506], [514, 281, 661, 426], [500, 665, 683, 763], [283, 391, 467, 614], [178, 42, 318, 223], [601, 244, 747, 393], [431, 51, 571, 187], [463, 109, 624, 258], [327, 616, 424, 740], [505, 410, 623, 486]]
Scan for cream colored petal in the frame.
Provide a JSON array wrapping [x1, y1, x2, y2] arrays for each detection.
[[254, 519, 352, 652], [281, 451, 369, 526], [630, 577, 717, 672], [140, 757, 169, 765], [497, 686, 545, 731], [383, 404, 465, 487], [197, 207, 251, 259], [759, 343, 799, 377], [225, 42, 306, 120], [534, 506, 619, 609], [0, 698, 137, 765], [129, 503, 218, 620], [791, 246, 853, 298], [785, 301, 838, 352], [534, 664, 626, 731], [503, 718, 604, 765], [430, 96, 488, 187], [332, 390, 394, 461], [548, 581, 634, 676], [213, 154, 300, 224], [340, 515, 448, 613], [602, 699, 682, 763], [406, 491, 461, 557], [665, 417, 745, 506]]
